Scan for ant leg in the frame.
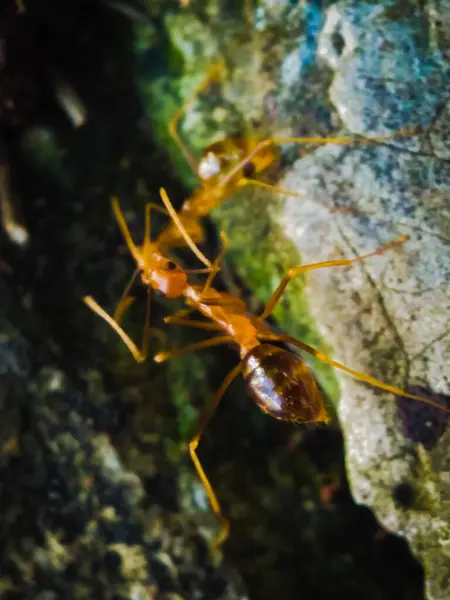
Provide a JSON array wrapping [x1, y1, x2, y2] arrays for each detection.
[[201, 295, 246, 308], [260, 236, 408, 320], [164, 308, 224, 328], [258, 332, 450, 413], [141, 201, 157, 265], [165, 307, 197, 322], [218, 133, 407, 189], [165, 307, 195, 322], [143, 201, 172, 239], [140, 288, 168, 359], [111, 197, 141, 265], [169, 63, 223, 175], [144, 202, 169, 217], [183, 267, 214, 275], [113, 268, 140, 323], [111, 197, 162, 327], [164, 316, 223, 331], [190, 363, 243, 549], [112, 196, 169, 269], [238, 178, 353, 214], [239, 177, 305, 196], [202, 232, 229, 294], [154, 335, 233, 364], [114, 296, 136, 325], [83, 296, 146, 363], [159, 188, 213, 268]]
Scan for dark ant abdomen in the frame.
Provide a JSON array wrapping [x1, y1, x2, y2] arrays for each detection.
[[242, 345, 328, 423]]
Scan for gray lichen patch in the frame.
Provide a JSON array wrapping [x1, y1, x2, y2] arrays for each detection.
[[317, 0, 450, 144]]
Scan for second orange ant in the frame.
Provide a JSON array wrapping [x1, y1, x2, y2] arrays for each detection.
[[157, 63, 407, 250], [83, 190, 449, 550]]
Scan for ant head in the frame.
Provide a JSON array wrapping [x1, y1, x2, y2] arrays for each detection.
[[198, 137, 248, 182], [143, 257, 187, 299], [198, 136, 278, 184]]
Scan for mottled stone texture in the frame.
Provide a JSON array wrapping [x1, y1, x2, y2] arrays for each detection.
[[278, 3, 450, 599]]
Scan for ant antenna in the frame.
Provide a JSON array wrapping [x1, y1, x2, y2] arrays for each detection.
[[83, 296, 146, 363], [202, 231, 229, 293], [111, 196, 142, 267], [259, 332, 450, 413], [159, 188, 213, 268]]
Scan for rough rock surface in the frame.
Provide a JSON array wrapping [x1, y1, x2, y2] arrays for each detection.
[[274, 2, 450, 598], [2, 0, 448, 599], [155, 1, 450, 598], [279, 140, 450, 600]]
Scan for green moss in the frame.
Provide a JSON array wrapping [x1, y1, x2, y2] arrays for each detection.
[[164, 12, 220, 67], [134, 12, 225, 188]]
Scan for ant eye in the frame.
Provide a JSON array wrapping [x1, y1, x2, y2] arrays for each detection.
[[243, 162, 255, 178], [166, 261, 178, 271]]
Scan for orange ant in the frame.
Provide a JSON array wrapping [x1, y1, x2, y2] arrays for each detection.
[[83, 189, 449, 550], [157, 63, 409, 249]]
